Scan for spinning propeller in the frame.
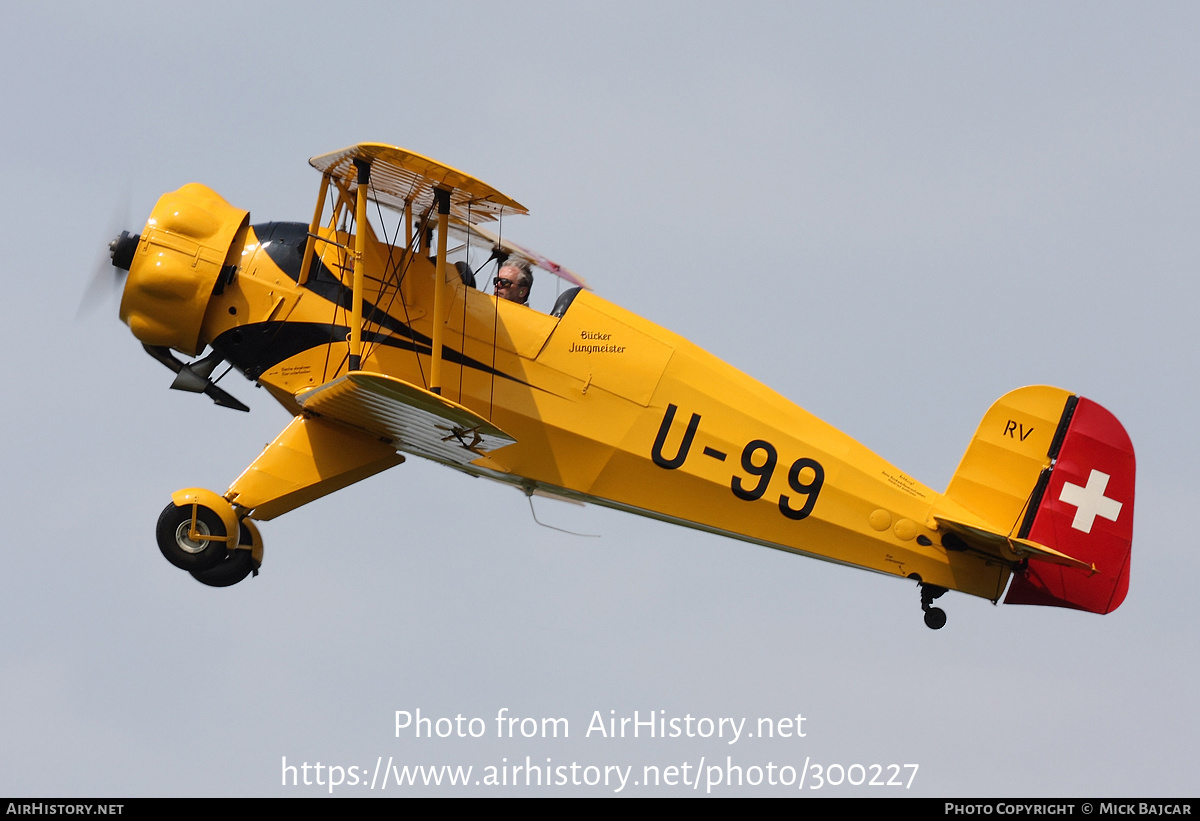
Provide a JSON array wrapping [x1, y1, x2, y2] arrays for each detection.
[[77, 191, 137, 318]]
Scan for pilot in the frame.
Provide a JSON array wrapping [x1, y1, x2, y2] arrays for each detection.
[[494, 260, 533, 305]]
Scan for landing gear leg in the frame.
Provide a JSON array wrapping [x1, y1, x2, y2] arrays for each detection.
[[920, 583, 947, 630]]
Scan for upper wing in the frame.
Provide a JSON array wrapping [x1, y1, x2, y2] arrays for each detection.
[[297, 371, 515, 467], [309, 142, 527, 225], [446, 219, 590, 290]]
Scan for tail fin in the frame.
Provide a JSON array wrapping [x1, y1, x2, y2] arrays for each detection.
[[942, 387, 1135, 614]]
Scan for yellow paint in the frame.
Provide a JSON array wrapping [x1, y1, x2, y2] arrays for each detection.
[[121, 143, 1103, 610], [225, 416, 404, 520]]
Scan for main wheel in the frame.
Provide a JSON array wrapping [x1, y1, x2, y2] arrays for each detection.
[[190, 521, 261, 587], [190, 548, 256, 587], [156, 502, 228, 572]]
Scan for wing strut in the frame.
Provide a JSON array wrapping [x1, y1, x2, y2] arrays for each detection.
[[307, 143, 529, 382], [349, 159, 370, 371], [298, 173, 330, 287], [430, 187, 451, 395]]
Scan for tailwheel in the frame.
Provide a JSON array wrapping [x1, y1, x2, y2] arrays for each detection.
[[155, 489, 239, 572], [919, 582, 948, 630], [923, 607, 947, 630], [190, 520, 263, 588]]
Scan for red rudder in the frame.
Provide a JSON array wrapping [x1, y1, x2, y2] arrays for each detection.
[[1004, 396, 1135, 614]]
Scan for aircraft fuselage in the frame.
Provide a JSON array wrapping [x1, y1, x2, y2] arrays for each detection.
[[202, 220, 1008, 602]]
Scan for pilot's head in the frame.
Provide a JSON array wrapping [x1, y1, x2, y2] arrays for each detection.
[[495, 260, 533, 304]]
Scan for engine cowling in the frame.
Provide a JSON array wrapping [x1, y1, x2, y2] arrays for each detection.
[[119, 183, 249, 356]]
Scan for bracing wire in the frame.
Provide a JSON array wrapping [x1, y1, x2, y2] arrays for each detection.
[[354, 175, 432, 388]]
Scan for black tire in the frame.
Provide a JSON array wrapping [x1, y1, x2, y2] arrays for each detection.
[[189, 522, 259, 587], [923, 607, 947, 630], [156, 502, 228, 572]]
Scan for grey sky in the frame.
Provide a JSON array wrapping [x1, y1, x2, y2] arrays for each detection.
[[1, 1, 1195, 795]]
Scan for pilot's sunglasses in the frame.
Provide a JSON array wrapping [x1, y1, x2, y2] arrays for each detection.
[[494, 277, 517, 290]]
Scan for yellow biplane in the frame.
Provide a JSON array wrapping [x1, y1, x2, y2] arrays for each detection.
[[109, 143, 1135, 629]]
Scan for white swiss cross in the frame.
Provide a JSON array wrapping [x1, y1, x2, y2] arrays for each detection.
[[1058, 469, 1123, 534]]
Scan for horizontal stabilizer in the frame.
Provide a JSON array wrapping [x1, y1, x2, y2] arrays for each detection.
[[297, 371, 515, 467], [932, 516, 1095, 573]]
